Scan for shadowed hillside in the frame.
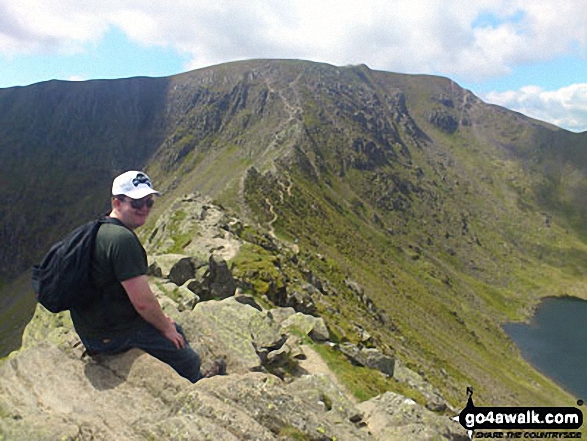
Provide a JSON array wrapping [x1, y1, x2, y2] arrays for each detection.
[[0, 76, 170, 277]]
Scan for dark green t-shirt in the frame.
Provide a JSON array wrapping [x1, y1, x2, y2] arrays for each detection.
[[70, 222, 148, 338]]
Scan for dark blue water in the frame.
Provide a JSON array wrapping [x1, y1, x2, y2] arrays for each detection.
[[503, 296, 587, 401]]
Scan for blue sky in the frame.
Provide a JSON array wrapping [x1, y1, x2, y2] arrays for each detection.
[[1, 0, 586, 132]]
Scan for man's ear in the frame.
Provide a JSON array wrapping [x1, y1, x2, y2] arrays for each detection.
[[112, 196, 123, 210]]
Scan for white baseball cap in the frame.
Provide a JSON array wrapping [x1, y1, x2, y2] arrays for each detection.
[[112, 171, 161, 199]]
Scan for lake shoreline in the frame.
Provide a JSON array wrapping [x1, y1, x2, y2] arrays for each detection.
[[503, 296, 587, 402]]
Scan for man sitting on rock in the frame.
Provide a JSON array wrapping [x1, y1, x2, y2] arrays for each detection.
[[70, 170, 226, 382]]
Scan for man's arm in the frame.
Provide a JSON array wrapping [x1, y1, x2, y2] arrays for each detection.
[[121, 275, 186, 349]]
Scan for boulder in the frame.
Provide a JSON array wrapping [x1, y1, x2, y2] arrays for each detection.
[[267, 307, 297, 326], [356, 392, 468, 440], [153, 282, 200, 312], [0, 342, 372, 440], [148, 254, 193, 279], [144, 194, 242, 261], [339, 343, 395, 377], [280, 312, 330, 342], [183, 255, 236, 301], [394, 361, 451, 412], [284, 290, 318, 315], [1, 295, 464, 441], [360, 348, 396, 377], [0, 343, 189, 441], [168, 257, 198, 286], [181, 297, 291, 373], [207, 254, 236, 299], [169, 372, 371, 441]]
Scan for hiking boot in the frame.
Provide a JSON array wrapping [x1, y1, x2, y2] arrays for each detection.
[[203, 357, 227, 378]]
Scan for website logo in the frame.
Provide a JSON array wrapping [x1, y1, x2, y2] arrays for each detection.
[[455, 387, 583, 439]]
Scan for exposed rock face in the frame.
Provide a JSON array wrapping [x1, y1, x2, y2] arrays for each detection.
[[428, 109, 459, 134], [207, 254, 237, 299], [357, 392, 470, 440], [0, 300, 467, 440], [144, 193, 242, 261], [151, 253, 237, 303], [0, 194, 468, 440]]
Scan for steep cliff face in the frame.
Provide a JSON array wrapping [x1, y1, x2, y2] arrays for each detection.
[[0, 194, 468, 440]]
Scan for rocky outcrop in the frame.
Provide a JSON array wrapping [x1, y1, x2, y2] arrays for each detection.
[[357, 392, 469, 440], [144, 193, 242, 261], [0, 299, 467, 441], [428, 109, 459, 134], [150, 253, 237, 303], [0, 194, 468, 440]]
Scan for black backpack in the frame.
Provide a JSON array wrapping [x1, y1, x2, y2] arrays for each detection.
[[31, 217, 124, 313]]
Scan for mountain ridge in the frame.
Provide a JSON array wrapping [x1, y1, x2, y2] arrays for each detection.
[[1, 59, 587, 412], [1, 192, 472, 440]]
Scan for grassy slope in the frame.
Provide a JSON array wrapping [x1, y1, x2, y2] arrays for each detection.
[[232, 65, 587, 407], [0, 77, 170, 280], [244, 166, 582, 408]]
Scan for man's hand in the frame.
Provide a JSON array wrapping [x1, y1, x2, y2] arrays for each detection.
[[122, 276, 186, 349], [162, 316, 186, 349], [162, 323, 186, 349]]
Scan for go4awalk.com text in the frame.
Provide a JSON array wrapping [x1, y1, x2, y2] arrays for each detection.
[[456, 387, 583, 439], [474, 431, 581, 438]]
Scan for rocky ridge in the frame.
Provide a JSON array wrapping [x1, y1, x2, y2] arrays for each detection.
[[0, 194, 468, 440]]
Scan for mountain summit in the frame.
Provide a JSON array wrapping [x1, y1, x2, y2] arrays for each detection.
[[1, 59, 586, 417]]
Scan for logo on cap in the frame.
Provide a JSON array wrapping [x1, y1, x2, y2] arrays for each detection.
[[132, 173, 152, 188]]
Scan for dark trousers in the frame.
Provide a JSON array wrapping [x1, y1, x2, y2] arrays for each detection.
[[80, 322, 203, 383]]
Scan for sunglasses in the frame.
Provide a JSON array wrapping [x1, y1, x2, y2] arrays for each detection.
[[118, 196, 154, 209]]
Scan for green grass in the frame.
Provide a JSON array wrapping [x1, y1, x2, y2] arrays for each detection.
[[157, 209, 199, 254], [277, 425, 315, 440], [230, 243, 286, 301], [311, 342, 427, 405]]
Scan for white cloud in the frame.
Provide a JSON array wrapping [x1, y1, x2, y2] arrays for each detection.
[[0, 0, 108, 55], [1, 0, 586, 81], [482, 83, 587, 132]]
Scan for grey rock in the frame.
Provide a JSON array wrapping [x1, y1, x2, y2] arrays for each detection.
[[281, 312, 330, 342], [284, 290, 318, 315], [339, 343, 395, 377], [233, 294, 263, 311], [207, 254, 236, 299], [168, 256, 198, 286], [182, 255, 236, 301], [360, 348, 396, 377], [394, 361, 452, 412], [148, 253, 192, 279], [356, 391, 469, 440], [181, 297, 290, 373], [1, 295, 461, 441], [144, 193, 242, 261], [267, 307, 297, 326]]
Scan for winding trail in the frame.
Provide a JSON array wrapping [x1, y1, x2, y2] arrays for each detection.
[[297, 344, 358, 403]]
